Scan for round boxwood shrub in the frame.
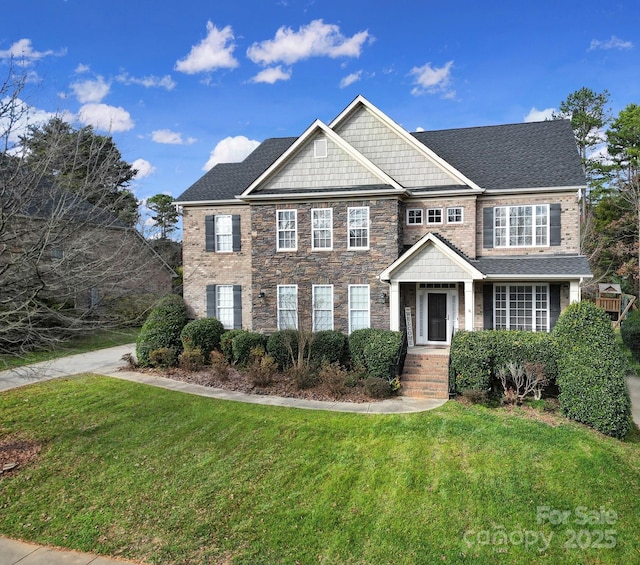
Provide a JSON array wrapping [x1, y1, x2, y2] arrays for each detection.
[[136, 295, 188, 367], [310, 330, 348, 367], [348, 328, 376, 370], [220, 329, 245, 363], [180, 318, 225, 360], [266, 330, 300, 370], [232, 331, 267, 366], [364, 376, 392, 398], [552, 301, 631, 439], [362, 329, 403, 381]]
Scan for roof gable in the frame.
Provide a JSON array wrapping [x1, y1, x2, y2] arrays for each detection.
[[241, 119, 404, 197]]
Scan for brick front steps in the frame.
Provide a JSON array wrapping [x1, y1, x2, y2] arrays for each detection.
[[400, 347, 450, 399]]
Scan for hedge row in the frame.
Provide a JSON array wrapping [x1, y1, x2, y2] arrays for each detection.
[[450, 330, 557, 393], [620, 309, 640, 361]]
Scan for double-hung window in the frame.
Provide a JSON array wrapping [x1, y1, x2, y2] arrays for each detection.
[[494, 205, 548, 247], [277, 210, 297, 251], [348, 206, 369, 249], [348, 285, 370, 333], [446, 207, 463, 224], [312, 285, 334, 331], [406, 209, 423, 225], [277, 285, 298, 329], [494, 284, 549, 332], [206, 284, 242, 329], [215, 215, 233, 252], [426, 208, 443, 224], [312, 208, 333, 250]]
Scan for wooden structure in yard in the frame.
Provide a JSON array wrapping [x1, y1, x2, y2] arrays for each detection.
[[595, 283, 637, 327]]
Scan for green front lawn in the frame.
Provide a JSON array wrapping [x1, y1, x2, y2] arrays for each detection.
[[0, 327, 140, 370], [1, 376, 639, 564]]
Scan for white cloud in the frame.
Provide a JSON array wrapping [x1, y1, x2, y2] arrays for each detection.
[[250, 66, 291, 84], [524, 107, 556, 122], [247, 19, 371, 66], [203, 135, 260, 171], [70, 76, 110, 103], [414, 126, 425, 132], [339, 70, 362, 88], [0, 96, 59, 146], [588, 35, 633, 51], [77, 103, 134, 132], [175, 21, 239, 74], [151, 129, 196, 145], [75, 63, 90, 74], [131, 158, 156, 179], [116, 72, 176, 90], [410, 61, 454, 96], [0, 38, 64, 65]]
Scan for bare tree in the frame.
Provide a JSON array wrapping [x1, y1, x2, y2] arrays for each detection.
[[0, 67, 173, 356]]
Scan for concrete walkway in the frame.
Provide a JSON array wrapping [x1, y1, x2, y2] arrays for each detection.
[[627, 376, 640, 427]]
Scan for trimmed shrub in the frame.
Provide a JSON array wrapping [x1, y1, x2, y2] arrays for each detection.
[[136, 295, 189, 367], [178, 348, 205, 371], [348, 328, 376, 369], [621, 309, 640, 361], [232, 331, 267, 366], [180, 318, 225, 360], [552, 302, 631, 439], [362, 329, 403, 381], [266, 330, 299, 370], [149, 347, 177, 368], [364, 377, 392, 398], [310, 330, 348, 367], [449, 331, 494, 393], [220, 329, 245, 363]]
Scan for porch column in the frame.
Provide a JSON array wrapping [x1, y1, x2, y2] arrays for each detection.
[[569, 280, 581, 303], [464, 280, 474, 331], [389, 281, 400, 331]]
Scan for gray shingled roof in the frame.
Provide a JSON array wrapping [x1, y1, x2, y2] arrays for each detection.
[[413, 120, 585, 190], [175, 137, 295, 202], [176, 118, 584, 203], [473, 255, 592, 277]]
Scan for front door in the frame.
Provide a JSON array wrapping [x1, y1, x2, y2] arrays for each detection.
[[428, 293, 447, 342], [416, 286, 458, 345]]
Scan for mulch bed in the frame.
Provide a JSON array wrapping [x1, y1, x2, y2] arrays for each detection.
[[138, 365, 378, 403], [0, 436, 41, 477]]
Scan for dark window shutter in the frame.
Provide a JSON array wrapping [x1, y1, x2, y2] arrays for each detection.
[[483, 283, 493, 330], [483, 208, 494, 249], [233, 285, 242, 329], [549, 284, 561, 330], [205, 215, 215, 252], [549, 204, 561, 246], [206, 285, 217, 318], [232, 215, 241, 252]]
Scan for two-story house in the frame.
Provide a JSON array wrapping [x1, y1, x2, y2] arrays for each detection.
[[176, 95, 591, 367]]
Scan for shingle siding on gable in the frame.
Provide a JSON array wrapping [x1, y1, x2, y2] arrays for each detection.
[[335, 107, 461, 188], [261, 132, 381, 192], [393, 246, 473, 282]]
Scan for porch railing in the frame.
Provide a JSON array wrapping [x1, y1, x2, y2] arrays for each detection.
[[393, 329, 409, 378]]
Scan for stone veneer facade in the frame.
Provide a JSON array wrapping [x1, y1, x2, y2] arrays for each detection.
[[250, 198, 402, 333]]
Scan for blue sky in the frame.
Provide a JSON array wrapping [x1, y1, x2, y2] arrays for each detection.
[[1, 0, 638, 233]]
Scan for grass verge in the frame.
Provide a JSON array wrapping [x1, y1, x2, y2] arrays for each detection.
[[0, 327, 140, 371], [1, 376, 639, 564]]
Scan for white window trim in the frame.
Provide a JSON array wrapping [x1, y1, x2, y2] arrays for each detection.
[[347, 206, 370, 250], [446, 207, 464, 224], [311, 208, 333, 251], [494, 204, 549, 248], [216, 284, 235, 329], [406, 208, 424, 225], [348, 284, 370, 334], [312, 284, 334, 331], [277, 284, 298, 330], [276, 209, 298, 252], [214, 214, 233, 253], [494, 283, 549, 332], [426, 207, 443, 224], [314, 138, 327, 158]]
